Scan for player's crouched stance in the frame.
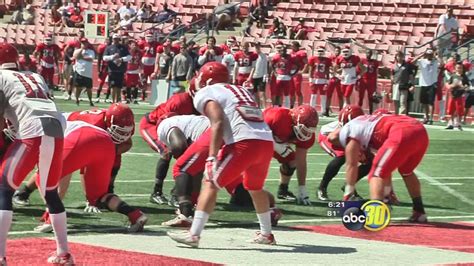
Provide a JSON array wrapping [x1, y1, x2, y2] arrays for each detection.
[[167, 62, 276, 247], [0, 43, 73, 264], [329, 113, 428, 223]]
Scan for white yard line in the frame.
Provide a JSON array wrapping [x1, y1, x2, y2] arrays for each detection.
[[123, 152, 474, 157]]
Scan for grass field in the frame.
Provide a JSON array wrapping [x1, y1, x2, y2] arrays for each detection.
[[9, 98, 474, 239]]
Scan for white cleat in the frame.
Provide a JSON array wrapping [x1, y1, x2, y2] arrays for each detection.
[[162, 214, 193, 228], [34, 222, 53, 233], [128, 212, 148, 233], [47, 252, 75, 265], [167, 231, 200, 248], [251, 231, 276, 245]]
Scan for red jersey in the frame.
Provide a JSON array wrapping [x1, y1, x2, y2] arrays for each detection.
[[444, 59, 456, 73], [220, 44, 231, 55], [263, 107, 315, 149], [292, 24, 309, 38], [34, 43, 60, 68], [291, 50, 308, 71], [148, 93, 199, 123], [370, 115, 421, 149], [141, 41, 159, 66], [127, 49, 143, 73], [335, 55, 361, 85], [360, 58, 379, 81], [234, 51, 258, 74], [67, 109, 107, 129], [308, 56, 331, 81], [271, 53, 295, 78], [198, 45, 224, 56]]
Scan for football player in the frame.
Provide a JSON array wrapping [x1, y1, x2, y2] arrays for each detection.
[[264, 105, 318, 205], [326, 46, 343, 116], [329, 113, 428, 222], [358, 50, 379, 114], [305, 46, 332, 112], [140, 31, 160, 101], [0, 43, 73, 264], [124, 40, 143, 104], [31, 121, 147, 233], [13, 103, 135, 204], [233, 41, 257, 86], [96, 38, 112, 103], [289, 41, 308, 107], [34, 34, 61, 92], [139, 89, 200, 205], [168, 62, 276, 247], [270, 41, 296, 108], [197, 36, 224, 66], [334, 45, 366, 106]]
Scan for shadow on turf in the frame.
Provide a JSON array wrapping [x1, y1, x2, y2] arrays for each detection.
[[186, 243, 357, 254], [390, 222, 474, 231], [395, 202, 461, 211]]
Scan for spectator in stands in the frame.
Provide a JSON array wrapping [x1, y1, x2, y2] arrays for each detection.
[[170, 44, 194, 94], [288, 18, 310, 40], [170, 17, 186, 38], [252, 42, 268, 108], [50, 4, 63, 27], [390, 51, 416, 115], [69, 7, 84, 27], [435, 7, 459, 57], [249, 0, 267, 28], [154, 3, 177, 23], [212, 0, 240, 34], [186, 41, 200, 73], [114, 13, 135, 32], [137, 3, 153, 22], [268, 18, 286, 39], [413, 48, 441, 124], [11, 4, 35, 25], [73, 38, 95, 106], [243, 20, 253, 37], [446, 62, 469, 130], [222, 44, 238, 82], [103, 33, 132, 103], [117, 2, 136, 20], [42, 0, 56, 9], [197, 36, 224, 66], [151, 42, 174, 81]]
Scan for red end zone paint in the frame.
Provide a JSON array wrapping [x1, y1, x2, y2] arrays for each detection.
[[295, 222, 474, 254], [6, 238, 219, 265]]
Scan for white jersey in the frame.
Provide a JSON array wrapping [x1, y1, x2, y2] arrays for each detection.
[[339, 115, 383, 150], [193, 83, 273, 144], [0, 70, 65, 139], [319, 120, 339, 136], [64, 120, 108, 137], [157, 115, 210, 147]]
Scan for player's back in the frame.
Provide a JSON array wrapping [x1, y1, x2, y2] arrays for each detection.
[[65, 120, 108, 138], [370, 115, 422, 149], [194, 83, 273, 144], [66, 109, 107, 129], [263, 107, 293, 143], [148, 93, 197, 123], [1, 69, 62, 137]]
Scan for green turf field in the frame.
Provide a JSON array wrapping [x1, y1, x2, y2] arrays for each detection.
[[9, 99, 474, 237]]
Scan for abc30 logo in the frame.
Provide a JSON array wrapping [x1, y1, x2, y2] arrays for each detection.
[[342, 200, 391, 231]]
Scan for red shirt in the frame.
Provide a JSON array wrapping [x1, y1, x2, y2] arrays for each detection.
[[141, 41, 159, 66], [198, 45, 224, 62], [308, 56, 331, 80], [127, 49, 143, 72], [148, 93, 199, 124], [271, 53, 295, 77], [34, 43, 61, 67], [360, 58, 379, 82], [234, 51, 258, 74], [292, 24, 309, 38], [68, 109, 107, 129], [444, 59, 456, 73], [291, 50, 308, 71], [220, 44, 231, 55], [263, 107, 315, 149]]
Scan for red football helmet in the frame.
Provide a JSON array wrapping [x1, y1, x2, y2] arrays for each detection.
[[290, 105, 319, 141], [373, 108, 391, 116], [198, 62, 229, 87], [338, 104, 364, 126], [188, 77, 197, 97], [105, 103, 135, 144], [0, 43, 19, 70]]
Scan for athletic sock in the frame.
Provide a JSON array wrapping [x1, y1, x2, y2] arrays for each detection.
[[283, 96, 290, 108], [383, 186, 392, 198], [189, 210, 209, 237], [117, 201, 135, 216], [49, 212, 69, 255], [0, 211, 12, 258], [179, 201, 193, 217], [412, 197, 425, 214], [154, 159, 170, 194], [321, 95, 327, 112], [257, 210, 272, 236], [310, 94, 317, 107], [344, 185, 355, 197]]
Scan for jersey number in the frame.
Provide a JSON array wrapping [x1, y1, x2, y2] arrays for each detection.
[[223, 84, 263, 122], [13, 73, 48, 99]]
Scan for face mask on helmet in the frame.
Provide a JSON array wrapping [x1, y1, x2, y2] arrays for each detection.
[[106, 104, 134, 144], [317, 48, 325, 57], [44, 37, 53, 45], [291, 105, 319, 142], [107, 123, 134, 144], [293, 123, 316, 142]]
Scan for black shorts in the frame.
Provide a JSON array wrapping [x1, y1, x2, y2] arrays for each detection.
[[420, 85, 436, 105], [465, 91, 474, 108], [109, 73, 125, 88], [73, 72, 93, 88], [252, 77, 266, 92]]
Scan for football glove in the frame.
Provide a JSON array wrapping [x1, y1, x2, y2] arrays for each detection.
[[204, 156, 218, 182], [297, 186, 311, 206], [84, 201, 101, 213], [274, 142, 294, 158]]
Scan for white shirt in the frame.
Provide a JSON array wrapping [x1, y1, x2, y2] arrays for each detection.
[[438, 14, 459, 38], [0, 70, 65, 139], [319, 121, 339, 136], [339, 115, 383, 150], [193, 83, 273, 144], [73, 49, 95, 78], [253, 52, 268, 79], [117, 6, 136, 19], [417, 58, 439, 86], [221, 54, 235, 79], [157, 115, 210, 147]]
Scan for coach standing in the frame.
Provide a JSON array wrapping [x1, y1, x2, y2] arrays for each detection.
[[103, 33, 131, 103]]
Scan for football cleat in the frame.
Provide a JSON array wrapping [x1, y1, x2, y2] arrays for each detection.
[[47, 252, 75, 265], [457, 125, 463, 131], [343, 192, 364, 202], [317, 189, 329, 201], [35, 212, 53, 233], [12, 191, 30, 206], [270, 207, 283, 226], [408, 211, 428, 223], [167, 231, 200, 248], [383, 190, 400, 205], [277, 190, 296, 202], [128, 211, 148, 233], [251, 231, 276, 245], [150, 192, 168, 205], [162, 214, 193, 228], [168, 194, 179, 208], [445, 125, 454, 130]]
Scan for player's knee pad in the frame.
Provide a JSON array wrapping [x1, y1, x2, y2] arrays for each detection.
[[44, 189, 65, 214], [175, 173, 193, 198], [0, 187, 14, 211], [280, 163, 296, 176], [169, 141, 188, 159]]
